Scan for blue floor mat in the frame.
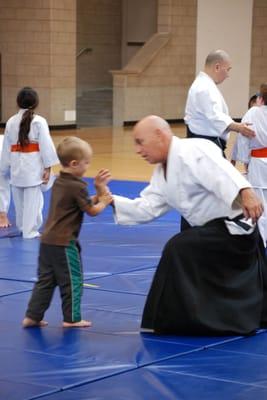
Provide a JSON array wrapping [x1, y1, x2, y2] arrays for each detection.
[[0, 178, 266, 400]]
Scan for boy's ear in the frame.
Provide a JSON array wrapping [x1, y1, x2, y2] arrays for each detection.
[[69, 160, 78, 168]]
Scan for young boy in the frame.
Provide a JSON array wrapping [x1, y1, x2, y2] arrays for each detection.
[[22, 136, 112, 328]]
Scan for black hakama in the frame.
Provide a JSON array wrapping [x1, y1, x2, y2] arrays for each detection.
[[141, 218, 267, 335]]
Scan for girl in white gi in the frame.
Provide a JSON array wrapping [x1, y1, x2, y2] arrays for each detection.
[[0, 87, 59, 239], [236, 84, 267, 243], [0, 134, 11, 228], [230, 94, 259, 166]]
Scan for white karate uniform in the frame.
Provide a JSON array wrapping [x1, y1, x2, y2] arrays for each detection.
[[0, 110, 59, 238], [0, 135, 10, 213], [184, 71, 233, 141], [114, 137, 253, 235], [236, 105, 267, 242]]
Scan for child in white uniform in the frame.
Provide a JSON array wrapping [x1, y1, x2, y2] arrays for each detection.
[[0, 134, 11, 228], [236, 84, 267, 243], [0, 87, 59, 238]]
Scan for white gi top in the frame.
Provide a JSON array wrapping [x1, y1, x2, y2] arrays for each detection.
[[184, 72, 233, 141], [236, 105, 267, 165], [0, 109, 59, 187], [114, 137, 252, 233]]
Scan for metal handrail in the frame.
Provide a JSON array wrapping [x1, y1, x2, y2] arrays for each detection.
[[76, 47, 92, 58]]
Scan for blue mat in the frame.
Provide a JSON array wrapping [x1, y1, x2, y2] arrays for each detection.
[[0, 178, 266, 400]]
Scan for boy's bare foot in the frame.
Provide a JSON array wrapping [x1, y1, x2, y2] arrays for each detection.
[[22, 317, 48, 328], [0, 212, 11, 228], [63, 320, 92, 328]]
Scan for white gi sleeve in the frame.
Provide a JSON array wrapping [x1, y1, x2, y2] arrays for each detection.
[[0, 134, 10, 212], [235, 134, 250, 164], [189, 141, 251, 210], [36, 118, 59, 168], [113, 172, 171, 225], [197, 89, 233, 135]]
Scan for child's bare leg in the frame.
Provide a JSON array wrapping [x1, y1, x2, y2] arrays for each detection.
[[22, 317, 48, 328], [63, 320, 92, 328], [0, 212, 11, 228]]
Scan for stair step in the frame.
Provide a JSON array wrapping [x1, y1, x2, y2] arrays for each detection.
[[76, 88, 113, 127]]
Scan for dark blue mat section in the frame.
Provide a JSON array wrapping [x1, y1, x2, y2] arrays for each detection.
[[0, 178, 266, 400]]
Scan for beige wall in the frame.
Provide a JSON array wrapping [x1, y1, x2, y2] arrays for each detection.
[[113, 0, 267, 125], [196, 0, 253, 118], [121, 0, 157, 67], [76, 0, 122, 96], [113, 0, 197, 125], [250, 0, 267, 94], [0, 1, 266, 126], [0, 0, 76, 125]]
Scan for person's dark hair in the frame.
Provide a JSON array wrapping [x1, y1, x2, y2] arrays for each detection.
[[16, 87, 39, 147], [260, 83, 267, 105], [248, 94, 257, 109]]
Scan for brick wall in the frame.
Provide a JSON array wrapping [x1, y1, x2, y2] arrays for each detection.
[[250, 0, 267, 94], [76, 0, 121, 95], [113, 0, 197, 124], [0, 0, 76, 125]]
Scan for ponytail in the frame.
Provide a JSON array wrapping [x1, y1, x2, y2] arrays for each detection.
[[18, 109, 35, 147], [16, 87, 39, 147]]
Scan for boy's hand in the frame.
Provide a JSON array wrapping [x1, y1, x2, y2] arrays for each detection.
[[94, 169, 111, 195], [94, 169, 111, 187]]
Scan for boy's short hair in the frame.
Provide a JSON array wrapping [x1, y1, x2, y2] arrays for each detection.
[[57, 136, 92, 167]]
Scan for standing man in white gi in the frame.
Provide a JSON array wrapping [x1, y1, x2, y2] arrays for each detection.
[[184, 49, 255, 154], [112, 115, 267, 336]]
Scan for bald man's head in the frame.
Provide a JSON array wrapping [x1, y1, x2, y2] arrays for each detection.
[[204, 49, 232, 84], [133, 115, 173, 164]]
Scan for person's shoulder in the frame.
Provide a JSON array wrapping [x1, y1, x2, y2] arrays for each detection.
[[32, 114, 48, 125], [57, 173, 87, 189], [242, 106, 258, 121], [6, 113, 18, 125], [179, 138, 221, 157], [190, 72, 212, 93]]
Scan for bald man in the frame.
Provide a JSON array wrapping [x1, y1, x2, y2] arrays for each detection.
[[184, 49, 255, 154], [113, 115, 267, 336]]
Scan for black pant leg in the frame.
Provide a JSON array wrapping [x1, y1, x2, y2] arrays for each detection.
[[25, 243, 57, 321], [54, 241, 83, 323]]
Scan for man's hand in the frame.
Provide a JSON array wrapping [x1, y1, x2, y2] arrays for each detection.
[[239, 188, 264, 223], [228, 122, 255, 138], [98, 192, 113, 206], [238, 123, 255, 138]]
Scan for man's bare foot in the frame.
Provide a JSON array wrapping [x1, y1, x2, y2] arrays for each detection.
[[22, 317, 48, 328], [63, 320, 92, 328], [0, 212, 11, 228]]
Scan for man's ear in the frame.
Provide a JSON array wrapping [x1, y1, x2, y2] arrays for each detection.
[[155, 128, 163, 141]]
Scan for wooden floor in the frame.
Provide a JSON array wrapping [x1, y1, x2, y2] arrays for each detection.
[[51, 123, 243, 182], [1, 123, 243, 182]]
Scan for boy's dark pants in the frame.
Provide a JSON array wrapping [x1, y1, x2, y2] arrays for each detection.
[[25, 241, 83, 323]]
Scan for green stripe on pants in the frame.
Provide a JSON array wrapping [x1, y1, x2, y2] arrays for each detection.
[[65, 241, 82, 322]]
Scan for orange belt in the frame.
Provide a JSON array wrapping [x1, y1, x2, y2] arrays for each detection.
[[11, 143, 40, 153], [251, 148, 267, 158]]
